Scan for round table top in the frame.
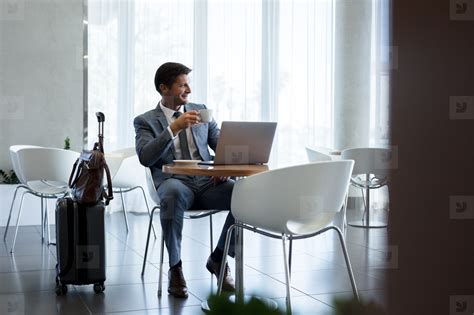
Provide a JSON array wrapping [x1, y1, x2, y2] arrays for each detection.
[[162, 163, 269, 177]]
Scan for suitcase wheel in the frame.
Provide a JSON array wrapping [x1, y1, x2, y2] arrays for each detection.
[[93, 283, 105, 294], [55, 283, 68, 296]]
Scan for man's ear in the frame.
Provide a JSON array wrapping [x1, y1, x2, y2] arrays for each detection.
[[159, 83, 168, 94]]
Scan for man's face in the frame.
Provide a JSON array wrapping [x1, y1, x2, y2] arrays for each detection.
[[160, 74, 191, 109]]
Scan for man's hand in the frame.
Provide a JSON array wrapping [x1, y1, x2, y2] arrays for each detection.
[[170, 111, 200, 136], [211, 176, 230, 185]]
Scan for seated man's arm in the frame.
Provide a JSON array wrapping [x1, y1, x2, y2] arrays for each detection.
[[134, 115, 173, 167]]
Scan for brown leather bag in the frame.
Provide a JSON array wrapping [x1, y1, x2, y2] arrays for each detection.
[[68, 112, 113, 205]]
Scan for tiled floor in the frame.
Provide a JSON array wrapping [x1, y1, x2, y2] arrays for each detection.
[[1, 203, 388, 314]]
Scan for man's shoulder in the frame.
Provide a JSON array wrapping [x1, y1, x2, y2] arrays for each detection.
[[135, 108, 158, 122]]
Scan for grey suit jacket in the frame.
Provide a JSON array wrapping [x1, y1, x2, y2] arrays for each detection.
[[134, 102, 219, 188]]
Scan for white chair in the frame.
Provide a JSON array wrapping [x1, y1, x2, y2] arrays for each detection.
[[341, 147, 390, 228], [305, 146, 333, 162], [216, 161, 359, 313], [140, 167, 222, 297], [106, 147, 155, 236], [4, 147, 79, 253], [4, 145, 45, 244], [306, 146, 349, 232]]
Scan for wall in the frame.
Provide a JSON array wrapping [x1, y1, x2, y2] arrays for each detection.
[[0, 0, 84, 172], [388, 0, 474, 314]]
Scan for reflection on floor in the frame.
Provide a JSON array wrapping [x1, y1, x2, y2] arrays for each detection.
[[1, 202, 388, 314]]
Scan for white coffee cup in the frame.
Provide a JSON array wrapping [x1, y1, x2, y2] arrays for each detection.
[[199, 109, 213, 123]]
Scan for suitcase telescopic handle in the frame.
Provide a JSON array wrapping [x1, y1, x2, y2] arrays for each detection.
[[96, 112, 105, 123]]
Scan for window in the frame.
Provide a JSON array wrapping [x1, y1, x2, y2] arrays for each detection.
[[88, 0, 389, 166]]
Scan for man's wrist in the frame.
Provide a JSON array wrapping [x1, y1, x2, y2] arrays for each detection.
[[169, 122, 180, 136]]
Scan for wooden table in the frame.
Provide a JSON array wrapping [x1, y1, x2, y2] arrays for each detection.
[[162, 163, 269, 177], [162, 162, 274, 311]]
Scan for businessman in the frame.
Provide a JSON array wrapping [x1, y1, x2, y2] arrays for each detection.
[[134, 62, 235, 298]]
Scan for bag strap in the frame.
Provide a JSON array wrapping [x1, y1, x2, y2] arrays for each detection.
[[68, 158, 81, 187], [102, 162, 113, 205]]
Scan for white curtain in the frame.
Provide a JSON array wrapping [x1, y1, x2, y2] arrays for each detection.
[[88, 0, 389, 167]]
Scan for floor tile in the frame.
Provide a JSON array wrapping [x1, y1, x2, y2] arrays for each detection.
[[76, 283, 201, 313], [274, 295, 334, 315], [106, 250, 144, 267], [313, 288, 387, 309], [0, 203, 390, 314], [0, 253, 56, 273], [0, 269, 57, 294], [0, 290, 91, 315], [269, 269, 384, 295]]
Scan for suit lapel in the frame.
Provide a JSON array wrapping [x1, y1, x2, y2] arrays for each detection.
[[154, 104, 177, 159], [154, 104, 169, 129]]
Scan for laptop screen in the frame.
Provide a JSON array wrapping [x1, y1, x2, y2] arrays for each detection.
[[211, 121, 277, 165]]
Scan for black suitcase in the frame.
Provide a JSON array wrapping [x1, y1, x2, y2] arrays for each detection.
[[55, 197, 106, 295]]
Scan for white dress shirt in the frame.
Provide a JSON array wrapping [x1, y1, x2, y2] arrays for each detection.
[[160, 102, 201, 160]]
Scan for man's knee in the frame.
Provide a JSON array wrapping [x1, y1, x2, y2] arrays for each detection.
[[158, 180, 193, 219]]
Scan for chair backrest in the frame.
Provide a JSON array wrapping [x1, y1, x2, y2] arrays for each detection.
[[341, 147, 390, 177], [105, 147, 137, 180], [9, 145, 44, 184], [231, 160, 354, 235], [145, 167, 161, 206], [305, 146, 332, 162], [15, 147, 79, 185], [113, 154, 145, 188]]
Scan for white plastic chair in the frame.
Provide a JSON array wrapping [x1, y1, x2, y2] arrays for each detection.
[[305, 146, 333, 162], [341, 147, 390, 228], [4, 145, 44, 244], [140, 167, 222, 297], [4, 147, 79, 253], [105, 147, 155, 236], [306, 146, 349, 232], [216, 161, 359, 313]]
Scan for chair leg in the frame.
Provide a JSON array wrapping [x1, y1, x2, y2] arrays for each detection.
[[138, 186, 156, 239], [209, 215, 214, 254], [119, 189, 130, 232], [332, 226, 359, 300], [158, 234, 165, 297], [141, 206, 158, 276], [342, 191, 349, 235], [41, 196, 44, 243], [3, 185, 23, 241], [288, 238, 293, 276], [281, 235, 292, 314], [45, 199, 52, 246], [10, 191, 31, 253], [217, 224, 237, 295]]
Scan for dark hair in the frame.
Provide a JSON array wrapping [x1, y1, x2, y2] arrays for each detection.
[[154, 62, 192, 94]]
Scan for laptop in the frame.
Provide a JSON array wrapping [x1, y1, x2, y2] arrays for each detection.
[[200, 121, 277, 165]]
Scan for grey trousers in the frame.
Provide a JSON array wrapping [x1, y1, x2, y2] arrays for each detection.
[[156, 175, 235, 267]]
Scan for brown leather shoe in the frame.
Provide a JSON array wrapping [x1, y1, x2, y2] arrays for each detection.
[[168, 266, 188, 298], [206, 256, 235, 291]]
